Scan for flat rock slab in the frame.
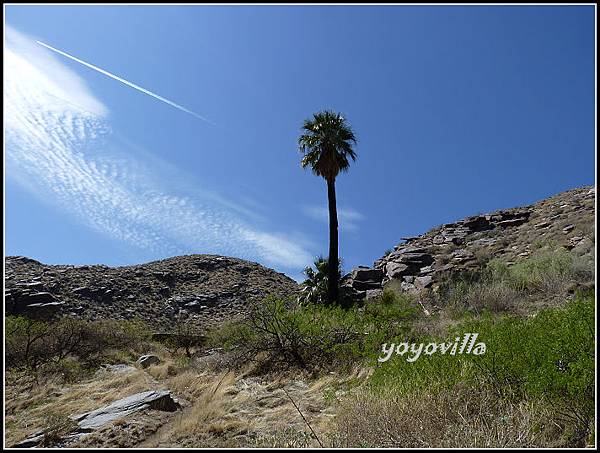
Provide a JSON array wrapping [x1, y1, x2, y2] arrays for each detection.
[[72, 390, 180, 431]]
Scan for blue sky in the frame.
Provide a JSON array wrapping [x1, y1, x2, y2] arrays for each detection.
[[5, 5, 596, 281]]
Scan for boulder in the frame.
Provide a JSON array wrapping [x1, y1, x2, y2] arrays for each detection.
[[496, 218, 528, 228], [534, 221, 551, 229], [414, 276, 433, 289], [72, 287, 94, 297], [350, 267, 383, 291], [462, 215, 492, 231], [25, 301, 65, 314], [494, 210, 531, 228], [15, 281, 45, 291], [418, 265, 434, 275], [137, 355, 160, 368], [389, 250, 434, 267], [71, 390, 180, 431], [351, 267, 383, 282], [385, 262, 411, 279], [451, 249, 475, 263], [339, 279, 366, 303]]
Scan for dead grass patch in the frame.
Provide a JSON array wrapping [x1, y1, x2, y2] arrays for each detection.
[[5, 367, 159, 446], [330, 383, 562, 448]]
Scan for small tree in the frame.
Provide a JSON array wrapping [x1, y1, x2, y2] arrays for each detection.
[[162, 320, 205, 358]]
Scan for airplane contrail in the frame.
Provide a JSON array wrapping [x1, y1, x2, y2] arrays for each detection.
[[36, 40, 214, 124]]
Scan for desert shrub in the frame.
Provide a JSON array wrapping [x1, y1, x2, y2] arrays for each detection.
[[5, 316, 153, 373], [42, 357, 90, 383], [500, 249, 574, 293], [367, 296, 595, 447], [358, 290, 421, 355], [210, 297, 360, 371], [208, 291, 420, 373], [570, 253, 595, 285], [5, 316, 52, 370], [472, 245, 494, 266], [39, 412, 78, 447], [532, 237, 559, 250], [448, 280, 520, 315], [101, 318, 152, 354], [437, 249, 593, 315], [235, 296, 362, 371], [156, 320, 206, 358], [371, 296, 594, 393]]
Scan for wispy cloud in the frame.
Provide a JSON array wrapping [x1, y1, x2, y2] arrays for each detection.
[[5, 26, 313, 271], [303, 205, 365, 232]]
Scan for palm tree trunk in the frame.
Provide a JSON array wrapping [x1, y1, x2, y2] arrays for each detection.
[[326, 178, 339, 305]]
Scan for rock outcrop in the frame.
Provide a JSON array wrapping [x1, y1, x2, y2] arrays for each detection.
[[72, 390, 180, 431], [11, 390, 180, 448], [4, 254, 299, 330], [344, 186, 595, 298]]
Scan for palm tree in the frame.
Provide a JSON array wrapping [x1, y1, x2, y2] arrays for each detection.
[[298, 110, 357, 305], [298, 256, 343, 306]]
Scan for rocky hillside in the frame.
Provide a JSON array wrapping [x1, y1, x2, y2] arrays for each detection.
[[5, 254, 299, 330], [344, 186, 595, 298], [5, 186, 595, 328]]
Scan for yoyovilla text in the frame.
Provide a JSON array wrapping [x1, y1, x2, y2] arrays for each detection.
[[378, 333, 486, 363]]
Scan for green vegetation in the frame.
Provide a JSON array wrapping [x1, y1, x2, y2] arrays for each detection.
[[298, 256, 345, 306], [157, 320, 206, 358], [208, 249, 595, 447], [207, 291, 422, 372], [5, 316, 152, 380], [298, 110, 357, 305], [433, 248, 594, 316], [345, 295, 595, 447], [4, 249, 595, 447]]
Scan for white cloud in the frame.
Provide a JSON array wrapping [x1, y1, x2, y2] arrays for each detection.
[[303, 205, 365, 232], [5, 26, 313, 271]]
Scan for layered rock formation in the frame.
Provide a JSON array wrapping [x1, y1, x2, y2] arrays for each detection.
[[343, 186, 595, 298], [4, 254, 299, 330]]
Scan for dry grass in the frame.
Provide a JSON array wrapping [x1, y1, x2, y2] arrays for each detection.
[[6, 343, 355, 449], [139, 366, 369, 448], [330, 383, 563, 448], [5, 366, 160, 446], [169, 371, 236, 435]]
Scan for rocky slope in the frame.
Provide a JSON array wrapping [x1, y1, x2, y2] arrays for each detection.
[[5, 186, 595, 328], [343, 186, 595, 298], [4, 254, 299, 330]]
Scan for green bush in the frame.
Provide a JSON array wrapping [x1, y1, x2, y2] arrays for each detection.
[[208, 291, 420, 372], [436, 249, 593, 316], [368, 296, 595, 446], [220, 296, 362, 371], [498, 249, 574, 292], [156, 320, 206, 358], [5, 316, 153, 372]]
